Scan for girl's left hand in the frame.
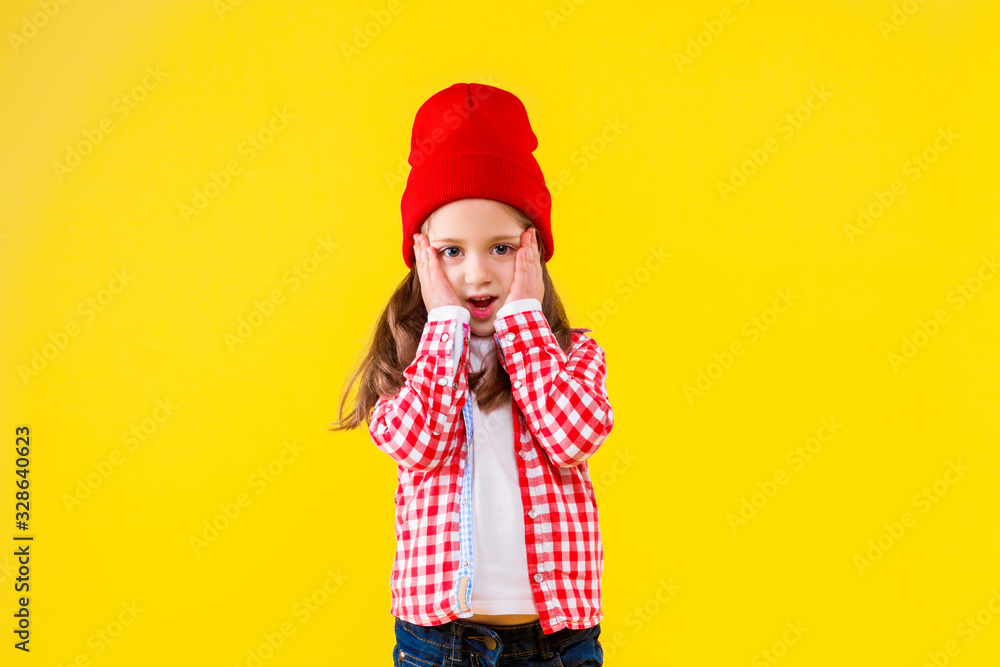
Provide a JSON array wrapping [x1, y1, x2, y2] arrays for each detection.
[[506, 227, 545, 305]]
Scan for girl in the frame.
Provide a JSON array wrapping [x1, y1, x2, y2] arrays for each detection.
[[331, 82, 614, 666]]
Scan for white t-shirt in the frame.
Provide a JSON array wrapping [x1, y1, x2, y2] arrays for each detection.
[[426, 299, 542, 614], [467, 334, 537, 614]]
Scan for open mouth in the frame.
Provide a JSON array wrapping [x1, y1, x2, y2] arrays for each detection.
[[467, 297, 497, 319]]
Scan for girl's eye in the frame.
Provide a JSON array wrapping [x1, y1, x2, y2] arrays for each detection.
[[438, 245, 516, 258]]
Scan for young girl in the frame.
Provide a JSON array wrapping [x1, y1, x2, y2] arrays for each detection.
[[331, 82, 614, 666]]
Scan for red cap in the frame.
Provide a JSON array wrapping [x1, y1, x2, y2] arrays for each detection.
[[400, 82, 553, 269]]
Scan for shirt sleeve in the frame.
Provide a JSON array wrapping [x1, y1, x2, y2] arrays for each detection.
[[495, 298, 542, 319], [492, 309, 614, 468], [428, 305, 470, 383], [368, 312, 471, 471]]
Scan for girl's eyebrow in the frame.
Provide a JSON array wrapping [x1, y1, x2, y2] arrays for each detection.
[[433, 235, 521, 245]]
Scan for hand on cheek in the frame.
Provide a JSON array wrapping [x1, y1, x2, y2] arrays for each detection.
[[413, 233, 462, 312], [506, 228, 545, 305]]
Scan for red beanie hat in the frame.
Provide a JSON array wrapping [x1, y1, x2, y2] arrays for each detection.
[[400, 82, 553, 269]]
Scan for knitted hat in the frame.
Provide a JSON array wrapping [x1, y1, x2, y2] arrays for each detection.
[[400, 82, 553, 269]]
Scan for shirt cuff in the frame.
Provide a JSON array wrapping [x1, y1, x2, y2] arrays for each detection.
[[426, 306, 469, 384], [428, 305, 471, 324], [496, 298, 542, 319]]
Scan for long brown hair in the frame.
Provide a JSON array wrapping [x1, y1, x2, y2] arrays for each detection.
[[329, 201, 574, 432]]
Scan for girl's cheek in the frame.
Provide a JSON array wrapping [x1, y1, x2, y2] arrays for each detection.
[[444, 275, 462, 294]]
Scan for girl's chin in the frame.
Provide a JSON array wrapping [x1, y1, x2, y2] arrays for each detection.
[[469, 320, 497, 335]]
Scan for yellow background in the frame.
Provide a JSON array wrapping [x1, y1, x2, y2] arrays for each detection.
[[2, 0, 999, 664]]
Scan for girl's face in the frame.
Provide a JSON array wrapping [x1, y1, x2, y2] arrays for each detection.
[[423, 198, 528, 336]]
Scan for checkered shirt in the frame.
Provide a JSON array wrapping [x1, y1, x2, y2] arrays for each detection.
[[369, 304, 614, 634]]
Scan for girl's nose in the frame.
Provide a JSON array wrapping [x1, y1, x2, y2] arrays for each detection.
[[463, 254, 490, 284]]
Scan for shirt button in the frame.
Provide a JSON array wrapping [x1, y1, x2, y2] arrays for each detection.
[[442, 333, 450, 342], [505, 332, 515, 342], [463, 560, 469, 568], [512, 379, 521, 389], [527, 508, 537, 519], [518, 450, 528, 459], [438, 377, 448, 386], [534, 573, 544, 583], [461, 498, 467, 506], [452, 381, 458, 390]]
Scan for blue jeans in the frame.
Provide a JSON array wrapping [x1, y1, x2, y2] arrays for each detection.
[[393, 616, 603, 666]]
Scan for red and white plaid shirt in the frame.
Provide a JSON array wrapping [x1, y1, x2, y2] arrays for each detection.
[[369, 302, 614, 634]]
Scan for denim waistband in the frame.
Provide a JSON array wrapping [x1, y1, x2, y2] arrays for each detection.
[[396, 616, 588, 665]]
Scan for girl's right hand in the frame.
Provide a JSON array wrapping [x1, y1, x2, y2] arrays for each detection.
[[413, 233, 463, 312]]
